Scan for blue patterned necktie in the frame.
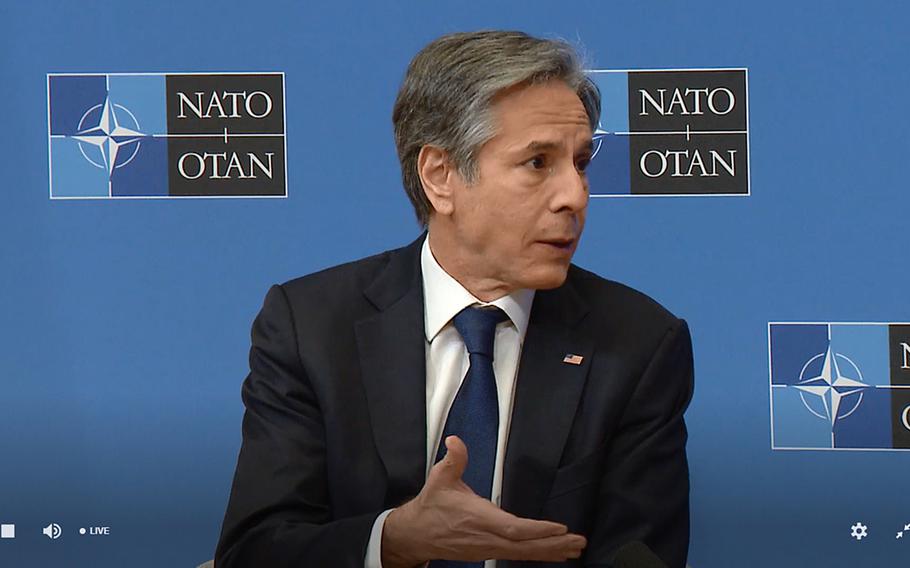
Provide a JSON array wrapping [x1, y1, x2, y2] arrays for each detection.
[[430, 305, 508, 568]]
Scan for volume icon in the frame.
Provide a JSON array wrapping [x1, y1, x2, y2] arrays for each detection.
[[42, 523, 62, 540]]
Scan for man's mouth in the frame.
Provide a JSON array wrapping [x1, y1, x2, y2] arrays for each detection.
[[538, 238, 575, 250]]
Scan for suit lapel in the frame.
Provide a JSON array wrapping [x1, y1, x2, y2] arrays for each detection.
[[356, 236, 428, 504], [501, 276, 592, 520]]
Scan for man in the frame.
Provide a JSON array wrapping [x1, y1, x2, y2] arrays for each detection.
[[216, 31, 693, 568]]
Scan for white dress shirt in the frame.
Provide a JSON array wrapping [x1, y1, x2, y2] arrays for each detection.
[[364, 236, 535, 568]]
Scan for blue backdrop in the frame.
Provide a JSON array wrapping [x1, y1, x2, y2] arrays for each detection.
[[2, 1, 908, 566]]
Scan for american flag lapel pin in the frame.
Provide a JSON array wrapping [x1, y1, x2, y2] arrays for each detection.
[[562, 353, 584, 365]]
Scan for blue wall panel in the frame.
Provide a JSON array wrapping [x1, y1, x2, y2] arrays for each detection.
[[1, 1, 908, 566]]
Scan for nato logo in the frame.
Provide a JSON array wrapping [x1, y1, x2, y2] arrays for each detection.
[[769, 323, 910, 450], [47, 73, 286, 199], [585, 68, 749, 197]]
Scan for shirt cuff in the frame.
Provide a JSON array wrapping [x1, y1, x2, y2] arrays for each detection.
[[364, 508, 394, 568]]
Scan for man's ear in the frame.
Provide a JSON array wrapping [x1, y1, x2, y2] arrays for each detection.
[[417, 145, 458, 216]]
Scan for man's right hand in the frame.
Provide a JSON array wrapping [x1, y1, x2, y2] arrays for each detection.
[[380, 435, 587, 568]]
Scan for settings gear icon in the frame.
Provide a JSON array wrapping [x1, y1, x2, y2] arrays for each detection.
[[851, 522, 868, 541]]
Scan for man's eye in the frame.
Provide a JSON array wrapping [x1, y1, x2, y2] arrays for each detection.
[[527, 156, 547, 170], [576, 157, 591, 172]]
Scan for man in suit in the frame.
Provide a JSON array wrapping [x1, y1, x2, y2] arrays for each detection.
[[215, 31, 693, 568]]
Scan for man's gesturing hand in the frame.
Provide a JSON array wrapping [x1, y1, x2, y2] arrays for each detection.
[[381, 436, 587, 567]]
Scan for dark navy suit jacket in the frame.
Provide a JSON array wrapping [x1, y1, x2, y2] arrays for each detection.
[[215, 235, 694, 568]]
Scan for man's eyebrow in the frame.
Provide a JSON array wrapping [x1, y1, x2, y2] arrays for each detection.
[[523, 139, 593, 152], [524, 140, 562, 153]]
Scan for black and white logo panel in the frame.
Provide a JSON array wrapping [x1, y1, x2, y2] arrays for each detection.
[[586, 68, 749, 197]]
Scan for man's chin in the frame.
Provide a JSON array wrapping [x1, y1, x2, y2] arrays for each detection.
[[523, 267, 571, 291]]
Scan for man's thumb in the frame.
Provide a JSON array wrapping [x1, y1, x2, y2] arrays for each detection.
[[436, 435, 468, 483]]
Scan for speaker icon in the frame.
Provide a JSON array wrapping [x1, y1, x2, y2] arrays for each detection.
[[42, 523, 62, 540]]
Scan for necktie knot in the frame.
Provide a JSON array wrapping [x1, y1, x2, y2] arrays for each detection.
[[452, 306, 508, 359]]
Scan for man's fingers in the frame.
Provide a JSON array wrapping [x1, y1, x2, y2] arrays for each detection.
[[505, 532, 587, 561], [446, 532, 587, 563], [479, 506, 569, 541]]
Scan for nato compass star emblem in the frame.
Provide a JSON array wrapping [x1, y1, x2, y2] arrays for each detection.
[[72, 95, 145, 178], [590, 124, 609, 161], [794, 343, 869, 426]]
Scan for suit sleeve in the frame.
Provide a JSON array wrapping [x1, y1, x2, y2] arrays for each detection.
[[215, 285, 381, 568], [585, 318, 694, 568]]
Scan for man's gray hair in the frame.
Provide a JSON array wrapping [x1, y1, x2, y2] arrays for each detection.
[[392, 30, 601, 225]]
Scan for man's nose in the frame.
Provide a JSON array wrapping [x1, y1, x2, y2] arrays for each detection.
[[550, 162, 589, 213]]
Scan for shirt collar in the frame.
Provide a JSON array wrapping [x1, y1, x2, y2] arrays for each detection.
[[421, 236, 535, 342]]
